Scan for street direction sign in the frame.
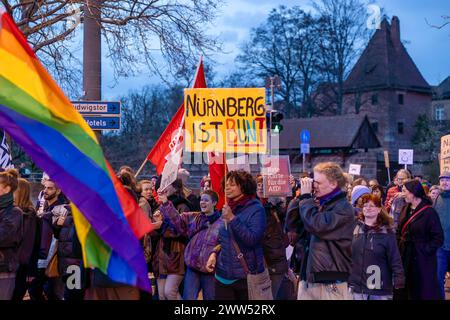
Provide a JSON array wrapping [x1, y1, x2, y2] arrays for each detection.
[[72, 101, 121, 115], [83, 116, 120, 130], [300, 129, 310, 143], [300, 143, 310, 154]]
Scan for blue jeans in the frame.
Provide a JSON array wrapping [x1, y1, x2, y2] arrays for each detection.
[[437, 248, 450, 300], [353, 292, 392, 300], [183, 267, 215, 300]]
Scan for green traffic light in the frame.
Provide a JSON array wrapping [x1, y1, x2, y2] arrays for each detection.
[[272, 124, 283, 133]]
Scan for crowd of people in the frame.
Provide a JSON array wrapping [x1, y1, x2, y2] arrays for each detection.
[[0, 162, 449, 300]]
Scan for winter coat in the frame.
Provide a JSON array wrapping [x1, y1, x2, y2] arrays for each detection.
[[262, 202, 289, 275], [215, 198, 266, 280], [285, 196, 311, 280], [17, 206, 39, 275], [397, 201, 444, 300], [159, 201, 222, 273], [299, 192, 355, 283], [385, 186, 402, 213], [0, 204, 23, 273], [38, 196, 70, 262], [349, 222, 405, 296], [434, 190, 450, 250]]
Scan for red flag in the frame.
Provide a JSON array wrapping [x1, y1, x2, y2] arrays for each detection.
[[146, 58, 207, 174], [209, 152, 226, 210]]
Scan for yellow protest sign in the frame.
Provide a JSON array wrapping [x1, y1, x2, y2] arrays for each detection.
[[184, 88, 267, 153]]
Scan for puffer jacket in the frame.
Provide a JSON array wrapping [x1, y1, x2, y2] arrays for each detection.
[[349, 221, 405, 296], [0, 204, 23, 273], [299, 192, 355, 283], [262, 202, 288, 275], [215, 198, 266, 280], [159, 201, 222, 273]]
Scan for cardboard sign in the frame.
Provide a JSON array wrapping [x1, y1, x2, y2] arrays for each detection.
[[398, 149, 414, 165], [226, 155, 251, 173], [349, 164, 362, 176], [261, 155, 291, 197], [184, 88, 267, 154]]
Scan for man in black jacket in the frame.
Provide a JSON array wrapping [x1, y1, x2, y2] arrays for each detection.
[[297, 162, 355, 300]]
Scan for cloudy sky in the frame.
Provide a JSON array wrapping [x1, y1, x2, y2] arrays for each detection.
[[99, 0, 450, 99]]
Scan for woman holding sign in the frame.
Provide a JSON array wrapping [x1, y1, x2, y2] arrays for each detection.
[[205, 170, 269, 300], [396, 180, 444, 300], [157, 190, 222, 300]]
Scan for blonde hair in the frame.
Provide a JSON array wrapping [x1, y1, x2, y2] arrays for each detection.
[[314, 162, 347, 189], [0, 169, 19, 193]]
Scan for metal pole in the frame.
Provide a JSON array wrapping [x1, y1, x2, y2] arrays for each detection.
[[83, 0, 102, 142], [387, 167, 391, 184]]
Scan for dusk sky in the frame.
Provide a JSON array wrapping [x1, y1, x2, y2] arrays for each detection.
[[102, 0, 450, 100], [35, 0, 449, 100]]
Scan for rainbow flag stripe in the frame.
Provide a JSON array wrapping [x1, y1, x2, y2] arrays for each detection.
[[0, 11, 152, 290]]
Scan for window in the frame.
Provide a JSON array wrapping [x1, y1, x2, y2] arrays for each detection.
[[371, 94, 378, 105], [398, 94, 404, 105], [398, 122, 404, 134], [371, 122, 378, 133], [435, 104, 444, 121]]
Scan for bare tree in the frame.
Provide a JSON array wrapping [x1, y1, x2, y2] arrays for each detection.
[[236, 6, 321, 118], [313, 0, 370, 115], [102, 84, 183, 171], [426, 15, 450, 29], [1, 0, 222, 96]]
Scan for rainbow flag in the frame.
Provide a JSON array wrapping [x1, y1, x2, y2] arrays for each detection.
[[0, 11, 153, 291]]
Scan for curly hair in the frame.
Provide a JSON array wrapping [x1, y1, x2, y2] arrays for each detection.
[[201, 190, 219, 204], [0, 168, 19, 193], [221, 170, 257, 196], [313, 162, 347, 189]]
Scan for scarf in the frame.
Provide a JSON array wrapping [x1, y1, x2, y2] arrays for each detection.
[[206, 210, 221, 225], [317, 187, 343, 206], [0, 192, 14, 209], [227, 194, 256, 213]]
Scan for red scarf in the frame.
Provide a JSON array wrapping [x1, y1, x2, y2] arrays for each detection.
[[227, 194, 256, 213]]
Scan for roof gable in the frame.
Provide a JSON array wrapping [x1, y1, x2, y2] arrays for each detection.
[[279, 115, 381, 150], [344, 16, 430, 93]]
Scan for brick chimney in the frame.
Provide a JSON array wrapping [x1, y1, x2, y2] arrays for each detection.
[[391, 16, 401, 46], [380, 16, 389, 30]]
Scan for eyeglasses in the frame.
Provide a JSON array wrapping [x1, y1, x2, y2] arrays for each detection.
[[363, 204, 379, 209]]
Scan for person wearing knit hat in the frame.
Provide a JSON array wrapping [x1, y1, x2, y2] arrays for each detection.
[[351, 185, 371, 207], [439, 172, 450, 180]]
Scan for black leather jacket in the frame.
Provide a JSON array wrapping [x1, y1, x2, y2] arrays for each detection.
[[299, 192, 355, 283], [262, 202, 288, 275]]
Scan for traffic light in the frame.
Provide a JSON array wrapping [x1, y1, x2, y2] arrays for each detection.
[[271, 111, 284, 133]]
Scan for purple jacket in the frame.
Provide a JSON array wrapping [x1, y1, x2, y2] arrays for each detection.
[[159, 201, 222, 273]]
